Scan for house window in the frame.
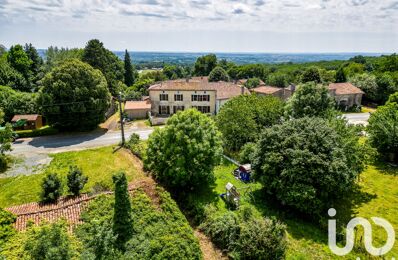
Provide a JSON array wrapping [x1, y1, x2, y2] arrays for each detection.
[[192, 106, 210, 113], [159, 105, 170, 115], [160, 94, 168, 101], [191, 94, 210, 102], [174, 94, 183, 101], [173, 105, 185, 114]]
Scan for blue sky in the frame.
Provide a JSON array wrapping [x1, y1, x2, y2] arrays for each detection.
[[0, 0, 397, 52]]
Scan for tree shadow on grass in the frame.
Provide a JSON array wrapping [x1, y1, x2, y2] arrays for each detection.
[[374, 160, 398, 177], [170, 181, 220, 226], [248, 185, 377, 247]]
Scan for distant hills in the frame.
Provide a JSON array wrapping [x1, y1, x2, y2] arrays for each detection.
[[37, 49, 387, 66]]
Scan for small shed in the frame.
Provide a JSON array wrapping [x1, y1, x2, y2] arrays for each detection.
[[124, 100, 151, 119], [11, 114, 43, 130]]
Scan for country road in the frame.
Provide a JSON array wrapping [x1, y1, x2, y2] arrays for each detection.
[[10, 128, 154, 155]]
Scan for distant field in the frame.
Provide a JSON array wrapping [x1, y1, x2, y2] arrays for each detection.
[[0, 146, 145, 208]]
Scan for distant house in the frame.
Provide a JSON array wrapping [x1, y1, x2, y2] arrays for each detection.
[[251, 85, 296, 100], [148, 77, 250, 117], [11, 114, 43, 130], [328, 83, 364, 109], [124, 100, 151, 119]]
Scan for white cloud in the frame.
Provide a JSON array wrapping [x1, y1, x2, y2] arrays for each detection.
[[0, 0, 397, 52]]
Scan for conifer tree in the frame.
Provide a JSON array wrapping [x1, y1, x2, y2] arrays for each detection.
[[112, 172, 133, 250], [124, 50, 135, 87]]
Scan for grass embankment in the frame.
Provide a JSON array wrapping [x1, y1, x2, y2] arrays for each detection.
[[0, 146, 145, 208], [191, 159, 397, 259]]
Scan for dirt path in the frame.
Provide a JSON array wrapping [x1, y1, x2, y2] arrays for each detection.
[[194, 229, 227, 260]]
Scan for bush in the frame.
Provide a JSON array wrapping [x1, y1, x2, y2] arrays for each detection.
[[145, 109, 223, 189], [216, 94, 284, 151], [41, 173, 62, 203], [200, 211, 240, 251], [125, 133, 147, 159], [0, 208, 16, 246], [368, 101, 398, 162], [233, 218, 287, 260], [67, 166, 88, 196], [0, 155, 7, 172], [252, 117, 365, 216]]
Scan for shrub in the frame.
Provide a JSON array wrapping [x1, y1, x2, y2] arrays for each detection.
[[0, 155, 7, 172], [125, 133, 146, 159], [216, 94, 284, 151], [368, 101, 398, 162], [67, 166, 88, 196], [252, 117, 365, 216], [41, 173, 62, 203], [200, 211, 240, 250], [233, 218, 287, 260], [0, 208, 16, 246], [145, 109, 223, 189], [15, 126, 58, 138]]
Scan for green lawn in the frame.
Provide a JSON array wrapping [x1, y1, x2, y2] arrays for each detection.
[[193, 159, 398, 259], [0, 146, 145, 208]]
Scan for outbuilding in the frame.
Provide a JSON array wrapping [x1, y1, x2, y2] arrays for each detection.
[[124, 100, 151, 119], [11, 114, 43, 130]]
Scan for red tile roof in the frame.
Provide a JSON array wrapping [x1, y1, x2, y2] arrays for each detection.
[[251, 86, 283, 95], [6, 179, 155, 232], [148, 79, 250, 100], [11, 114, 40, 122], [125, 100, 151, 110], [328, 83, 364, 95]]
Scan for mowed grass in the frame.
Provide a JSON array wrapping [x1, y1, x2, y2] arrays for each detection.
[[201, 159, 398, 259], [0, 146, 145, 208]]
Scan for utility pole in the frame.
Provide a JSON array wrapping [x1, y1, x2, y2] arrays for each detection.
[[118, 93, 125, 146]]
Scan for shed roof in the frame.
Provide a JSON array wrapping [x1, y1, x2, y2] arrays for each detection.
[[328, 83, 364, 95], [125, 100, 151, 110], [11, 114, 40, 122]]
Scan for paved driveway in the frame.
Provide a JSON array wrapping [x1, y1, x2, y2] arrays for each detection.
[[343, 113, 370, 126], [11, 128, 154, 155]]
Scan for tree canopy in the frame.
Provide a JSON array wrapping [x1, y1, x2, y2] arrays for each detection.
[[123, 50, 136, 87], [208, 66, 229, 82], [368, 100, 398, 162], [82, 39, 124, 96], [300, 66, 321, 83], [252, 117, 366, 216], [286, 82, 335, 119], [216, 94, 284, 151], [194, 54, 217, 76], [145, 109, 223, 189], [38, 59, 111, 130]]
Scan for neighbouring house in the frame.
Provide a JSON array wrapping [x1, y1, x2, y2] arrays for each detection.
[[251, 85, 296, 100], [11, 114, 43, 130], [124, 99, 151, 119], [328, 83, 364, 109], [148, 77, 250, 117]]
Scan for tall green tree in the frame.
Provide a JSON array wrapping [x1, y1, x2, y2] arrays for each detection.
[[335, 67, 347, 83], [0, 85, 38, 122], [123, 50, 135, 87], [208, 66, 229, 82], [44, 46, 83, 72], [193, 54, 217, 76], [286, 82, 335, 119], [267, 73, 287, 87], [38, 59, 111, 131], [349, 73, 378, 102], [375, 73, 398, 104], [24, 43, 42, 75], [82, 39, 125, 96], [112, 172, 133, 251], [252, 117, 366, 216], [216, 94, 284, 151], [0, 44, 6, 57], [145, 109, 223, 189], [7, 45, 32, 79], [0, 59, 28, 91]]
